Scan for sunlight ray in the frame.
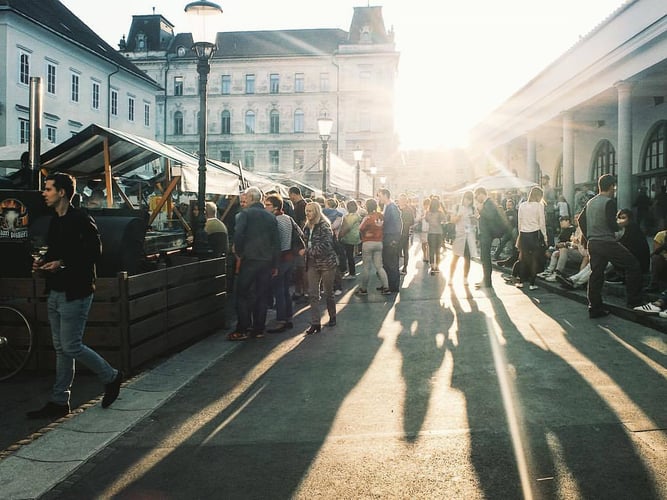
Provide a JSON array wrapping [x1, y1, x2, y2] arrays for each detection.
[[486, 314, 535, 500], [598, 326, 666, 375], [97, 336, 305, 497]]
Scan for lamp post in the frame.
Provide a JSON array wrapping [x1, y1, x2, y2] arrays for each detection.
[[353, 147, 363, 199], [370, 166, 377, 196], [185, 0, 222, 255], [317, 116, 333, 195]]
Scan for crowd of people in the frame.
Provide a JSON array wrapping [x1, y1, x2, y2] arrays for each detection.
[[212, 172, 667, 341]]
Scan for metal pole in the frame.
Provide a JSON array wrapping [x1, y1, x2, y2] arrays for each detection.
[[193, 55, 210, 255], [28, 77, 42, 190], [321, 140, 328, 195], [355, 160, 360, 199]]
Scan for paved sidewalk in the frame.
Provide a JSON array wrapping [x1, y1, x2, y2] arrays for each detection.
[[0, 333, 240, 499]]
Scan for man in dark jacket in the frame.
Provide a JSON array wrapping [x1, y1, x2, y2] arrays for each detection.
[[228, 186, 280, 340], [378, 189, 403, 293], [474, 187, 500, 289], [27, 172, 122, 419]]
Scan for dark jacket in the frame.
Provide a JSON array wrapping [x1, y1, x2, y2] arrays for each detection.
[[478, 198, 500, 240], [619, 222, 650, 273], [234, 202, 280, 267], [45, 205, 101, 300]]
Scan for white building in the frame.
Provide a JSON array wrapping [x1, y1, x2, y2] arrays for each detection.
[[120, 6, 399, 193], [0, 0, 161, 153], [468, 0, 667, 214]]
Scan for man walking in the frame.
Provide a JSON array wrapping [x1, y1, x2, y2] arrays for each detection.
[[578, 174, 643, 318], [228, 186, 280, 340], [474, 187, 499, 289], [28, 172, 122, 419], [378, 189, 402, 293]]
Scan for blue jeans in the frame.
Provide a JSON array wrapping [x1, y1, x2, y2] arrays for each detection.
[[272, 258, 295, 322], [47, 291, 117, 405]]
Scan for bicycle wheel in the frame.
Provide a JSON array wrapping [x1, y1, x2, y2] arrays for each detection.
[[0, 305, 34, 381]]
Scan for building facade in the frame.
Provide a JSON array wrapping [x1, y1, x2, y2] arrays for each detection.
[[120, 6, 399, 192], [0, 0, 161, 155], [467, 0, 667, 214]]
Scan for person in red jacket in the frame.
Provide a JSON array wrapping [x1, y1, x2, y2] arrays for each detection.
[[356, 198, 390, 295]]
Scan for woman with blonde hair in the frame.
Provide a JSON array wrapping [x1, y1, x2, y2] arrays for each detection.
[[302, 201, 338, 334], [449, 191, 478, 285], [516, 186, 548, 290]]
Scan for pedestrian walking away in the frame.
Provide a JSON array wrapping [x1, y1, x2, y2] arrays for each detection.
[[27, 172, 122, 420]]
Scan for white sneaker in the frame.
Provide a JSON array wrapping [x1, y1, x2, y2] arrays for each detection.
[[633, 303, 662, 314], [545, 274, 558, 282], [537, 271, 551, 278], [334, 289, 343, 296], [529, 285, 539, 291], [658, 310, 667, 318]]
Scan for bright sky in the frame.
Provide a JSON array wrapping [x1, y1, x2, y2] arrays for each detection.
[[63, 0, 626, 150]]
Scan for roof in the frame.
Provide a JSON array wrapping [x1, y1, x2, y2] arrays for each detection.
[[40, 124, 241, 194], [165, 29, 348, 59], [0, 0, 160, 88]]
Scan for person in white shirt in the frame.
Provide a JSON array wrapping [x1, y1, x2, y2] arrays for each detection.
[[516, 186, 548, 290]]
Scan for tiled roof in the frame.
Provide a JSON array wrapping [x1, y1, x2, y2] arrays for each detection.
[[0, 0, 160, 88], [167, 29, 348, 59]]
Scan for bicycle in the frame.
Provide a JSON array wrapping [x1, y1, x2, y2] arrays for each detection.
[[0, 305, 34, 381]]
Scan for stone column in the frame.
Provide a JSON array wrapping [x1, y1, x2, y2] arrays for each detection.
[[526, 133, 539, 182], [562, 112, 575, 207], [616, 81, 633, 209]]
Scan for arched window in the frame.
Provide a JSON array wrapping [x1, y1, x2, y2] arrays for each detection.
[[591, 140, 616, 180], [294, 109, 304, 133], [221, 110, 231, 135], [270, 110, 280, 134], [174, 111, 183, 136], [642, 120, 667, 172], [245, 110, 255, 134]]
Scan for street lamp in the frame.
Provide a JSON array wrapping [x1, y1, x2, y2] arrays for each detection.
[[185, 0, 222, 255], [353, 147, 363, 199], [370, 165, 377, 196], [317, 116, 333, 195]]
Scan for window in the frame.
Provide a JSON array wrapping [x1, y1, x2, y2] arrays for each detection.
[[220, 150, 231, 163], [19, 118, 29, 143], [19, 52, 30, 85], [295, 73, 304, 92], [592, 140, 617, 179], [269, 150, 280, 172], [294, 150, 304, 170], [144, 103, 150, 127], [91, 81, 100, 110], [245, 110, 255, 134], [245, 74, 255, 94], [244, 151, 255, 170], [174, 76, 183, 96], [320, 73, 329, 92], [128, 96, 135, 121], [136, 32, 146, 50], [270, 74, 279, 93], [110, 89, 118, 116], [221, 75, 231, 95], [174, 111, 184, 135], [46, 125, 56, 143], [270, 110, 280, 134], [47, 63, 57, 95], [643, 121, 666, 172], [71, 73, 79, 102], [221, 110, 231, 134], [293, 109, 304, 133]]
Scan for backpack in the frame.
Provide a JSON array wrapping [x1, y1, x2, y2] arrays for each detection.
[[290, 219, 305, 255]]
